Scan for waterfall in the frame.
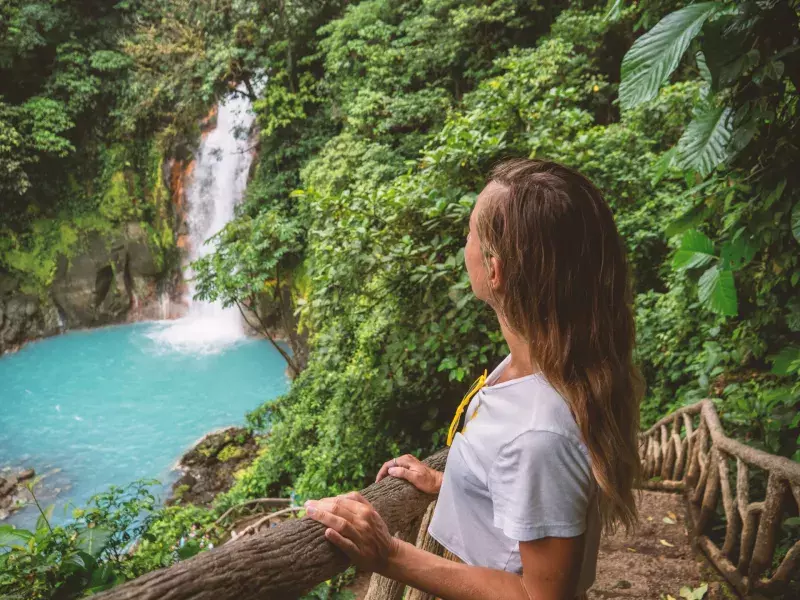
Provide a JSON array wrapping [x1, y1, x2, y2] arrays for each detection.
[[158, 291, 170, 321], [148, 90, 255, 354], [55, 306, 66, 332]]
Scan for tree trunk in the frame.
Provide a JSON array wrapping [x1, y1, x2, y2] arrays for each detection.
[[364, 511, 426, 600], [95, 450, 448, 600], [405, 501, 443, 600], [235, 299, 300, 375]]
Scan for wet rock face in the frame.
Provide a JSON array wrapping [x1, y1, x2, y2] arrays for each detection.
[[168, 427, 261, 507], [51, 232, 130, 327], [51, 224, 164, 328], [0, 277, 61, 354], [0, 468, 34, 520], [0, 222, 173, 354]]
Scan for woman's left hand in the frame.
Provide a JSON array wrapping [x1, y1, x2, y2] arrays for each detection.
[[304, 491, 398, 573]]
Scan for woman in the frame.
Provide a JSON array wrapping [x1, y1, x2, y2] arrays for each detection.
[[304, 158, 643, 599]]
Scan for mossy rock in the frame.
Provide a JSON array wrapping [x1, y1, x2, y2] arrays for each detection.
[[218, 445, 246, 462], [168, 427, 262, 507], [172, 484, 191, 500]]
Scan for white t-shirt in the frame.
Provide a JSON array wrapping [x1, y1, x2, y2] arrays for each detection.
[[427, 354, 600, 593]]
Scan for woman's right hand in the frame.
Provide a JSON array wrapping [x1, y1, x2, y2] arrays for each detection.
[[375, 454, 443, 495]]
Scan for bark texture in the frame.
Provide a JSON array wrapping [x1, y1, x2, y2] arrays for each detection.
[[95, 450, 448, 600]]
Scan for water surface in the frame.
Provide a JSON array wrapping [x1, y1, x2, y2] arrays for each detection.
[[0, 322, 287, 529]]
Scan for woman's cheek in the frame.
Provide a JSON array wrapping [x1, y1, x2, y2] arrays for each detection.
[[465, 248, 486, 299]]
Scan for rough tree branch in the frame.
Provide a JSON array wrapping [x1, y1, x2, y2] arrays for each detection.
[[95, 449, 448, 600]]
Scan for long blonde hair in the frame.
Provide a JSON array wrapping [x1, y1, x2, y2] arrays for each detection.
[[477, 158, 643, 532]]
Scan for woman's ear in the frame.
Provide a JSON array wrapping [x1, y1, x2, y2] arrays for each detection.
[[489, 256, 503, 291]]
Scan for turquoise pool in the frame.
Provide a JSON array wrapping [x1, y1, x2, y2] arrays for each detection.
[[0, 322, 288, 529]]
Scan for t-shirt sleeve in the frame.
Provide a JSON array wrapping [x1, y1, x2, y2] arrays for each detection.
[[488, 430, 592, 541]]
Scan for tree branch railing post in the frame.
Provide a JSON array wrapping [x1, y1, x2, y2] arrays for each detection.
[[639, 399, 800, 598]]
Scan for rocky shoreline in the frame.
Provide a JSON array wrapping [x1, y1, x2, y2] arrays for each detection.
[[0, 468, 36, 521], [0, 427, 264, 522], [167, 427, 263, 507]]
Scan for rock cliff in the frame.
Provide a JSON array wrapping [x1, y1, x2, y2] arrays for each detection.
[[0, 222, 178, 354]]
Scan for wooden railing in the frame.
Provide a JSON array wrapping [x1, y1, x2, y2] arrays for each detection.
[[640, 399, 800, 598], [97, 399, 799, 599], [96, 451, 449, 600]]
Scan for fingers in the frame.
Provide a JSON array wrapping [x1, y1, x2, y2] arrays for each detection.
[[343, 491, 371, 507], [394, 454, 420, 469], [343, 492, 375, 517], [375, 459, 395, 483], [337, 494, 374, 519], [376, 454, 420, 483], [387, 464, 424, 488], [309, 496, 361, 520], [392, 455, 427, 484], [324, 527, 359, 558], [304, 500, 358, 539]]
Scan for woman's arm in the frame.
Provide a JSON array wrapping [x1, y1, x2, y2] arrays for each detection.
[[304, 492, 585, 600], [383, 534, 584, 600], [382, 538, 529, 600]]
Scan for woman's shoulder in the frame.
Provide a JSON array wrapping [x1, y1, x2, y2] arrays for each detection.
[[485, 374, 587, 454]]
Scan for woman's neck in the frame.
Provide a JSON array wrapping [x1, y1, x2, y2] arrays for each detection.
[[496, 314, 537, 381]]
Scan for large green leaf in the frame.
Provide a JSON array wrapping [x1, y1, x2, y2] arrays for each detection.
[[720, 237, 755, 271], [698, 265, 737, 316], [604, 0, 625, 21], [675, 104, 733, 176], [770, 347, 800, 376], [0, 524, 33, 548], [792, 202, 800, 244], [619, 2, 723, 110], [76, 526, 113, 558], [673, 229, 717, 270], [696, 51, 712, 97]]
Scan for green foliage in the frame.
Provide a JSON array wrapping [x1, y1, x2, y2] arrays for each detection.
[[620, 0, 800, 317], [0, 479, 158, 599], [126, 505, 219, 576], [715, 380, 799, 459], [674, 103, 732, 177], [292, 566, 358, 599], [619, 2, 723, 110], [207, 1, 799, 516], [0, 219, 80, 294], [3, 0, 799, 594], [19, 97, 75, 157], [0, 134, 176, 296], [673, 230, 716, 270], [217, 444, 246, 462], [193, 208, 304, 310], [0, 0, 132, 213], [672, 229, 740, 316], [696, 265, 736, 317], [0, 1, 191, 296], [299, 568, 357, 600]]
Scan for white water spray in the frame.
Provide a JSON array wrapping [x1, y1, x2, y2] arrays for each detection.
[[148, 90, 255, 353]]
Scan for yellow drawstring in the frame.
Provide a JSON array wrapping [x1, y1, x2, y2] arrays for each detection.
[[446, 369, 488, 446]]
